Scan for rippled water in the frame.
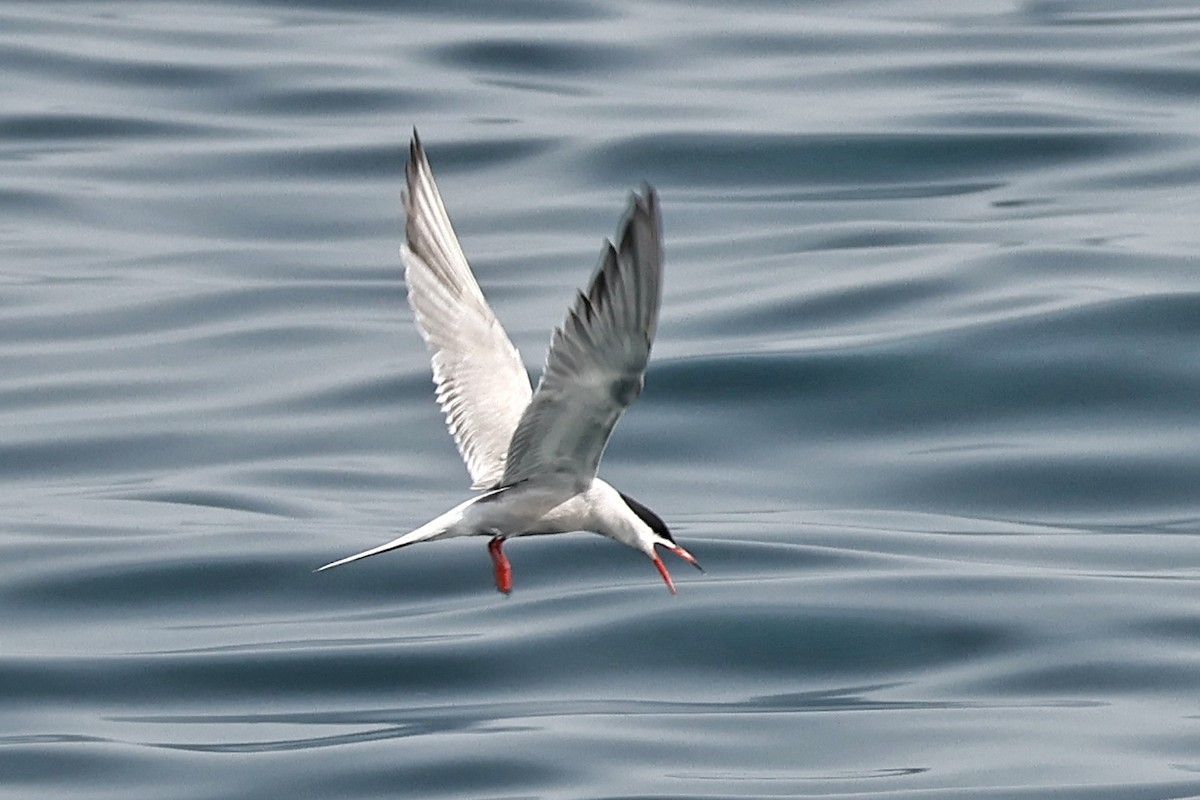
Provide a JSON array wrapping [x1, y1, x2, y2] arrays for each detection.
[[4, 1, 1200, 797]]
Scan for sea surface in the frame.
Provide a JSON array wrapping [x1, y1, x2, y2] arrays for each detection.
[[3, 1, 1200, 798]]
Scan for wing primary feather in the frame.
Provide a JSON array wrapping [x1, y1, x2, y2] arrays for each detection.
[[401, 131, 533, 489], [499, 185, 663, 487]]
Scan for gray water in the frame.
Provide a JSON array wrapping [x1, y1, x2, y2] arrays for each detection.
[[4, 2, 1200, 798]]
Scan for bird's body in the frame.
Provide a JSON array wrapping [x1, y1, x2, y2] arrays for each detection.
[[318, 131, 700, 594]]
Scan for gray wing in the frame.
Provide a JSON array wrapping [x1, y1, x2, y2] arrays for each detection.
[[500, 186, 663, 488], [402, 131, 533, 489]]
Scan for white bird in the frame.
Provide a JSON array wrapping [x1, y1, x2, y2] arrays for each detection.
[[318, 130, 701, 595]]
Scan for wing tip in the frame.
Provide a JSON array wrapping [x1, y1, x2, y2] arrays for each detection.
[[406, 129, 425, 186], [410, 127, 424, 163], [618, 184, 662, 248], [632, 183, 658, 222]]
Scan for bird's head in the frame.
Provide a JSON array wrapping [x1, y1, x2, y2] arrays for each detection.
[[618, 491, 703, 594]]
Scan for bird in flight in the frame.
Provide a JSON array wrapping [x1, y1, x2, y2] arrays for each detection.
[[318, 131, 701, 594]]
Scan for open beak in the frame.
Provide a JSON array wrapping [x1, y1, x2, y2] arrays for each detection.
[[650, 544, 704, 595]]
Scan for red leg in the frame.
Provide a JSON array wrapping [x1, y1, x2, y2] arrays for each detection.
[[488, 536, 512, 595]]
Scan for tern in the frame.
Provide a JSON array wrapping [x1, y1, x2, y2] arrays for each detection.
[[317, 131, 701, 594]]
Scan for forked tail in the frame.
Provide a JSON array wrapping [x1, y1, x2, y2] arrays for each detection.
[[314, 516, 451, 572]]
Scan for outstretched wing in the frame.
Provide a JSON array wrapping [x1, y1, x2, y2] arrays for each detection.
[[499, 186, 663, 488], [401, 131, 533, 489]]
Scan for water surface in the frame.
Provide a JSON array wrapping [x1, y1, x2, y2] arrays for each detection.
[[3, 1, 1200, 797]]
